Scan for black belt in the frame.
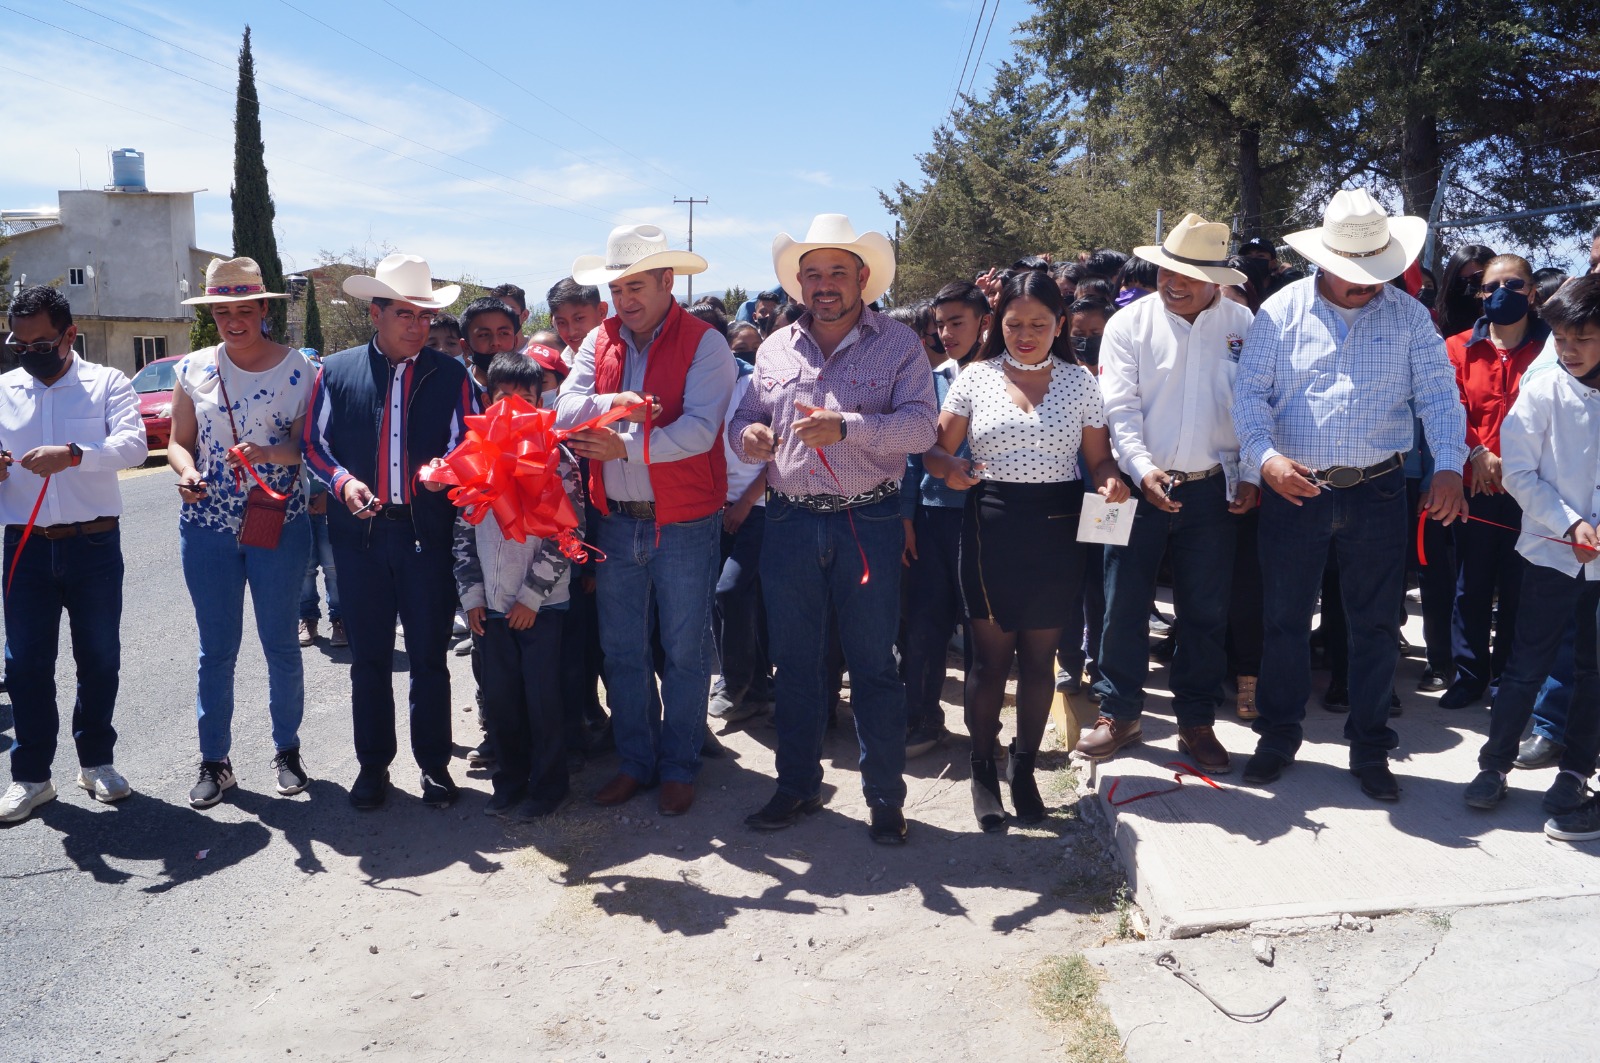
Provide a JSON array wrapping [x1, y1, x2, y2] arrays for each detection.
[[379, 504, 412, 520], [1163, 464, 1223, 485], [773, 480, 899, 514], [6, 516, 118, 540], [1310, 454, 1402, 489], [611, 499, 656, 521]]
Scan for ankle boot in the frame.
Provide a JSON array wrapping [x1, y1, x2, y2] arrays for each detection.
[[1007, 740, 1046, 824], [969, 757, 1008, 833]]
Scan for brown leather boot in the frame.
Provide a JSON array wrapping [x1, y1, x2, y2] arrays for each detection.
[[1074, 716, 1143, 761], [1177, 725, 1232, 775], [1235, 676, 1259, 720]]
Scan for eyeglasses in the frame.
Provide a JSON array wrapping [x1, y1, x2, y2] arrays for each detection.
[[1478, 278, 1527, 295], [385, 308, 439, 325], [4, 331, 65, 356]]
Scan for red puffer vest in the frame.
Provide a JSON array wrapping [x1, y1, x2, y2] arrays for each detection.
[[589, 301, 726, 524]]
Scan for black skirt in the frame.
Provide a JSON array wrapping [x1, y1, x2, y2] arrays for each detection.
[[959, 479, 1087, 632]]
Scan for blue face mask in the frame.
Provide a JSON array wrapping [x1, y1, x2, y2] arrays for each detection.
[[1482, 286, 1530, 326]]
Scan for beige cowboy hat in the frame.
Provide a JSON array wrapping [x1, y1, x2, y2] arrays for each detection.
[[1134, 213, 1246, 286], [772, 214, 896, 305], [571, 224, 707, 286], [1283, 188, 1428, 285], [343, 252, 462, 309], [182, 257, 290, 305]]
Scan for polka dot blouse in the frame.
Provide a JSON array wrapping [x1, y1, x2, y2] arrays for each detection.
[[942, 356, 1105, 483]]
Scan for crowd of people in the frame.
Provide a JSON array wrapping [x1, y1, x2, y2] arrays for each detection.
[[4, 192, 1600, 852]]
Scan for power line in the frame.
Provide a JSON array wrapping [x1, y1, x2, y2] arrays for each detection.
[[54, 0, 632, 225], [377, 0, 699, 199], [0, 3, 624, 228]]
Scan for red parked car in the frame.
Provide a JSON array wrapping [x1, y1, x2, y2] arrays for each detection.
[[130, 354, 182, 451]]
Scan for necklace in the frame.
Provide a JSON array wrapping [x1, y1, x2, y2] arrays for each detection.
[[1002, 351, 1052, 372]]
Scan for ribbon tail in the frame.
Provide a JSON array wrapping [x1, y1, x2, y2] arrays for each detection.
[[5, 475, 50, 598]]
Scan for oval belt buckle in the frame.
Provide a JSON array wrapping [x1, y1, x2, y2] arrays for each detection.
[[1169, 471, 1188, 487], [1326, 466, 1363, 489]]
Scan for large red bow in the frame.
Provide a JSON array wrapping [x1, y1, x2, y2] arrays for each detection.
[[417, 395, 648, 560]]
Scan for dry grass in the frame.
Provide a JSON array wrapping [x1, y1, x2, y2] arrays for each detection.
[[1030, 953, 1129, 1063]]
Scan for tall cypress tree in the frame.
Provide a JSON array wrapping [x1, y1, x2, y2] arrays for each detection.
[[303, 274, 325, 354], [231, 26, 288, 342]]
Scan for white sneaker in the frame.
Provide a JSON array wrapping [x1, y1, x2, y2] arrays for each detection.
[[77, 765, 132, 803], [0, 780, 57, 823], [452, 611, 469, 636]]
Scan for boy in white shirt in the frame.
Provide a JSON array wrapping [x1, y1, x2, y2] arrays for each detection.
[[1465, 275, 1600, 841]]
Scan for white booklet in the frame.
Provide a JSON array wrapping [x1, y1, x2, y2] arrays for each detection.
[[1077, 494, 1137, 546]]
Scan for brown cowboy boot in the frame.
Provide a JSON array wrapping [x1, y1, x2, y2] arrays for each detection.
[[1177, 725, 1232, 775]]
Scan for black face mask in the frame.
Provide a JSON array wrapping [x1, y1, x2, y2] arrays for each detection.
[[1072, 335, 1101, 366], [20, 344, 69, 380], [1417, 288, 1436, 310], [468, 348, 495, 372]]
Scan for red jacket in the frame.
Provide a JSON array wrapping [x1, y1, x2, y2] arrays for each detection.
[[1447, 317, 1550, 492], [590, 302, 726, 525]]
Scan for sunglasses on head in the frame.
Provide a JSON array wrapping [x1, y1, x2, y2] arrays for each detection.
[[1479, 278, 1527, 295], [4, 332, 65, 356]]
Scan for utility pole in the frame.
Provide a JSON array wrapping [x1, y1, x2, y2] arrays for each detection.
[[673, 196, 708, 303]]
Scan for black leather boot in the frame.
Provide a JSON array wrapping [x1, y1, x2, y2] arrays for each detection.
[[970, 757, 1008, 833], [1007, 740, 1046, 824]]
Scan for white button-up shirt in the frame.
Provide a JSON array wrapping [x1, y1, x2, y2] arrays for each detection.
[[0, 356, 148, 526], [1500, 360, 1600, 577], [1099, 290, 1260, 485]]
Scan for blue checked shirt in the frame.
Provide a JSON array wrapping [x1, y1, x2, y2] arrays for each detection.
[[1232, 275, 1468, 476]]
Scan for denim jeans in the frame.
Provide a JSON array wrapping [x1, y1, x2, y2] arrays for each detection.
[[1407, 478, 1455, 673], [1256, 467, 1408, 767], [1478, 563, 1600, 775], [332, 517, 457, 772], [901, 505, 966, 732], [479, 610, 567, 801], [1450, 490, 1524, 691], [1059, 544, 1106, 687], [761, 495, 908, 808], [3, 524, 124, 782], [299, 510, 341, 623], [1531, 618, 1574, 744], [594, 511, 721, 785], [1096, 476, 1236, 727], [712, 507, 772, 705], [1227, 508, 1263, 677], [181, 518, 310, 761]]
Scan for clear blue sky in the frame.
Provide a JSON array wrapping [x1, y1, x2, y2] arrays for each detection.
[[0, 0, 1014, 304]]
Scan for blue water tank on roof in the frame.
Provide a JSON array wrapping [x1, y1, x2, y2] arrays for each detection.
[[110, 148, 146, 192]]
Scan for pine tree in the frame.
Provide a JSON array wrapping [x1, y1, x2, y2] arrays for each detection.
[[189, 308, 220, 350], [231, 26, 288, 342], [303, 275, 325, 355]]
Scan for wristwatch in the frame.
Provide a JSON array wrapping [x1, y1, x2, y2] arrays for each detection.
[[68, 442, 83, 467]]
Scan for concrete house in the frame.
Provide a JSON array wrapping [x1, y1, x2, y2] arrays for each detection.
[[2, 150, 224, 376]]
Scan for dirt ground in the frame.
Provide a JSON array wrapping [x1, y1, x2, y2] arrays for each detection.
[[144, 683, 1127, 1063]]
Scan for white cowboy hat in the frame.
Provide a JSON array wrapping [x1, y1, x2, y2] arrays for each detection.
[[1283, 188, 1429, 285], [1134, 213, 1246, 286], [343, 252, 461, 309], [182, 257, 290, 305], [571, 224, 707, 286], [772, 214, 896, 305]]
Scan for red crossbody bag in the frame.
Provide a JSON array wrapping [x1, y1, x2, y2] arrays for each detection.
[[216, 362, 290, 550]]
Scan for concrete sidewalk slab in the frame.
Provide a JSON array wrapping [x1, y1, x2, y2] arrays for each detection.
[[1076, 651, 1600, 938]]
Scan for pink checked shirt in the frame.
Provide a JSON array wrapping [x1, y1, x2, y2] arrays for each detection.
[[729, 307, 938, 497]]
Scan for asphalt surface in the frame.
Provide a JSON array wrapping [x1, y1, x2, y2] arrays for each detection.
[[0, 460, 501, 1063]]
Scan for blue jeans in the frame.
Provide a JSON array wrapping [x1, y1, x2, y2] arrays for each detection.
[[1450, 490, 1524, 691], [902, 505, 966, 732], [1096, 476, 1236, 727], [713, 507, 771, 705], [181, 518, 310, 761], [3, 524, 124, 782], [761, 495, 908, 807], [1478, 563, 1600, 775], [1059, 544, 1106, 686], [1256, 467, 1408, 767], [1531, 619, 1574, 744], [332, 517, 457, 772], [299, 510, 341, 623], [595, 511, 721, 785]]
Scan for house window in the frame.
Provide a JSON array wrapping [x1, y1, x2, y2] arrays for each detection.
[[69, 267, 86, 286], [134, 336, 166, 370]]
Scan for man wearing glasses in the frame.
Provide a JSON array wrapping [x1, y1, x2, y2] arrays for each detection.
[[0, 285, 148, 823], [304, 253, 477, 811]]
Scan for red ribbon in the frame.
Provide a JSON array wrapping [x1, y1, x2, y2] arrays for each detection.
[[226, 446, 290, 501], [5, 475, 50, 598], [418, 395, 653, 559], [1416, 509, 1583, 566], [1105, 761, 1223, 807], [814, 447, 870, 585]]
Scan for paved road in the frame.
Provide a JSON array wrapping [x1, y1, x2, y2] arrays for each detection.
[[0, 460, 498, 1062]]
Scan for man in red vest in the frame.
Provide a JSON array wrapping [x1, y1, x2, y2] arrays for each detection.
[[556, 224, 738, 817]]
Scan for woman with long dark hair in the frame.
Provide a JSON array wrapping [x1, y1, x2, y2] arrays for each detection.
[[1436, 244, 1496, 338], [921, 271, 1127, 832]]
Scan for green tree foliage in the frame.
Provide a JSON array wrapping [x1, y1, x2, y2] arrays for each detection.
[[302, 272, 324, 355], [230, 26, 289, 343], [189, 307, 220, 350], [723, 285, 749, 313]]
